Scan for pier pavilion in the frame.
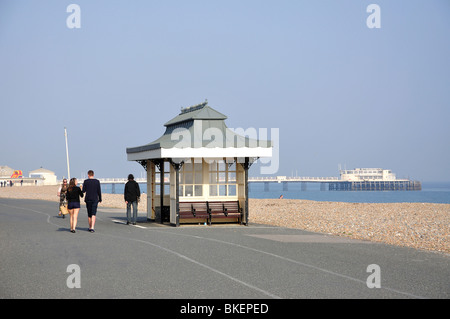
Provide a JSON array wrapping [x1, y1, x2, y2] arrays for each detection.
[[126, 101, 272, 226]]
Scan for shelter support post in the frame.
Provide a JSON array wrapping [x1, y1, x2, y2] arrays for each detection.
[[170, 160, 183, 227], [244, 157, 250, 226], [147, 160, 156, 221], [238, 157, 252, 226], [160, 160, 164, 224]]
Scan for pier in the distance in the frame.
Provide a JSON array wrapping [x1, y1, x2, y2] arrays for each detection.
[[98, 168, 421, 192]]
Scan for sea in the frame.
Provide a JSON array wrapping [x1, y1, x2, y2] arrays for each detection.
[[102, 181, 450, 204]]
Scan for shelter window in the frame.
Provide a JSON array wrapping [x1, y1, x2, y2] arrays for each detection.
[[209, 161, 237, 197], [155, 162, 170, 195], [180, 161, 203, 197]]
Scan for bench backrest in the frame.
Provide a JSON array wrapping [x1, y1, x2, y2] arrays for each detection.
[[179, 201, 240, 213], [179, 202, 192, 212], [222, 201, 240, 212], [191, 202, 208, 212], [208, 201, 240, 213]]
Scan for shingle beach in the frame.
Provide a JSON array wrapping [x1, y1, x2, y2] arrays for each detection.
[[1, 185, 448, 253]]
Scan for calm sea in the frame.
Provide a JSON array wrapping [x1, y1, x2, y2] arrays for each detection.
[[102, 181, 450, 204]]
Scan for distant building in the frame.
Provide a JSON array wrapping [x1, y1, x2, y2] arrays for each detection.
[[29, 168, 57, 185], [340, 168, 397, 181], [330, 168, 421, 191], [0, 165, 14, 178]]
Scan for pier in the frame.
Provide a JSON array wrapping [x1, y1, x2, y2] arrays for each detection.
[[248, 176, 421, 191], [97, 176, 340, 184], [329, 180, 422, 191], [97, 176, 421, 192]]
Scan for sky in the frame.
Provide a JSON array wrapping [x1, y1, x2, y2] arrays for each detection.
[[1, 0, 449, 182]]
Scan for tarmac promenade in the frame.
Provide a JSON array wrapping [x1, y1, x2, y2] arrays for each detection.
[[1, 185, 449, 253], [1, 198, 449, 300]]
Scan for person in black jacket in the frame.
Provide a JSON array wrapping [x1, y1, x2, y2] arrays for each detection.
[[67, 178, 83, 233], [124, 174, 141, 225], [82, 170, 102, 233]]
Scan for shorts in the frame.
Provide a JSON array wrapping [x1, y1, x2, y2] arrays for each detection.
[[68, 202, 80, 210], [86, 201, 98, 217]]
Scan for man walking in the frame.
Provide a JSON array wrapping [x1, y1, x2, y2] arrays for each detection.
[[124, 174, 140, 225], [82, 170, 102, 232]]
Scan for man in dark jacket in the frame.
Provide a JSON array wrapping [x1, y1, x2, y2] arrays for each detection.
[[82, 170, 102, 232], [124, 174, 141, 225]]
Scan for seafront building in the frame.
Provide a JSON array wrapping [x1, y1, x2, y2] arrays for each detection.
[[340, 168, 396, 181], [0, 165, 57, 186], [0, 166, 14, 178], [28, 168, 57, 185], [330, 168, 421, 191], [126, 101, 273, 226]]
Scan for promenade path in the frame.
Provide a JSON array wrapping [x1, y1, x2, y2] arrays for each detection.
[[1, 198, 448, 300]]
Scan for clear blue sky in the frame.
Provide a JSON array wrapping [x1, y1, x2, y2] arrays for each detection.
[[1, 0, 449, 182]]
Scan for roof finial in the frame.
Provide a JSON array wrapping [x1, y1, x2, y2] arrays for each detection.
[[180, 100, 209, 114]]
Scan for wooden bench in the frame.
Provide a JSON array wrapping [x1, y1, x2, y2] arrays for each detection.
[[179, 202, 210, 224], [207, 201, 242, 224]]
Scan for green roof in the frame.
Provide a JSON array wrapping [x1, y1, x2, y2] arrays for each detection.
[[164, 101, 227, 126], [126, 101, 271, 155]]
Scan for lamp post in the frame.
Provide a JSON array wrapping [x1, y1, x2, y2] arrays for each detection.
[[64, 127, 71, 180]]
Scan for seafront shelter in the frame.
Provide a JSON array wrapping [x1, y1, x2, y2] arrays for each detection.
[[126, 101, 272, 226]]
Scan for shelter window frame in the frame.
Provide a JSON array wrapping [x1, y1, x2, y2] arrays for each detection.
[[179, 160, 203, 197], [209, 159, 237, 197], [155, 161, 170, 195]]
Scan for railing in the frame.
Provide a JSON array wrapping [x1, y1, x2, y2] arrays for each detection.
[[98, 178, 147, 183], [248, 176, 340, 182], [97, 176, 341, 184]]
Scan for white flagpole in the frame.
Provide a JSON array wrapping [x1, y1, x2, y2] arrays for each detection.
[[64, 127, 71, 180]]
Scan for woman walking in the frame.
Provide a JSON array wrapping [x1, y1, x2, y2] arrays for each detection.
[[66, 178, 83, 233], [57, 179, 68, 218]]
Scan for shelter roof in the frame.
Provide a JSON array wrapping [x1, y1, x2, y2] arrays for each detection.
[[126, 101, 272, 161], [164, 101, 227, 126]]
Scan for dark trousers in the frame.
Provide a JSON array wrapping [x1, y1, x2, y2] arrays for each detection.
[[86, 201, 98, 217]]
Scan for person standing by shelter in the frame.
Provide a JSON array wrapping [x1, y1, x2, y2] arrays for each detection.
[[124, 174, 141, 225], [66, 178, 83, 233], [82, 170, 102, 233]]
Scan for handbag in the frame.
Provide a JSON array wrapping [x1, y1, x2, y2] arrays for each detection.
[[60, 204, 69, 215]]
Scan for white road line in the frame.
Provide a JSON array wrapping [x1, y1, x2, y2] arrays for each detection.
[[0, 203, 59, 228], [150, 229, 427, 299], [112, 220, 427, 299], [112, 219, 147, 229], [100, 232, 282, 299]]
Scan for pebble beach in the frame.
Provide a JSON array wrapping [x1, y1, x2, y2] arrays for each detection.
[[1, 185, 449, 254]]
